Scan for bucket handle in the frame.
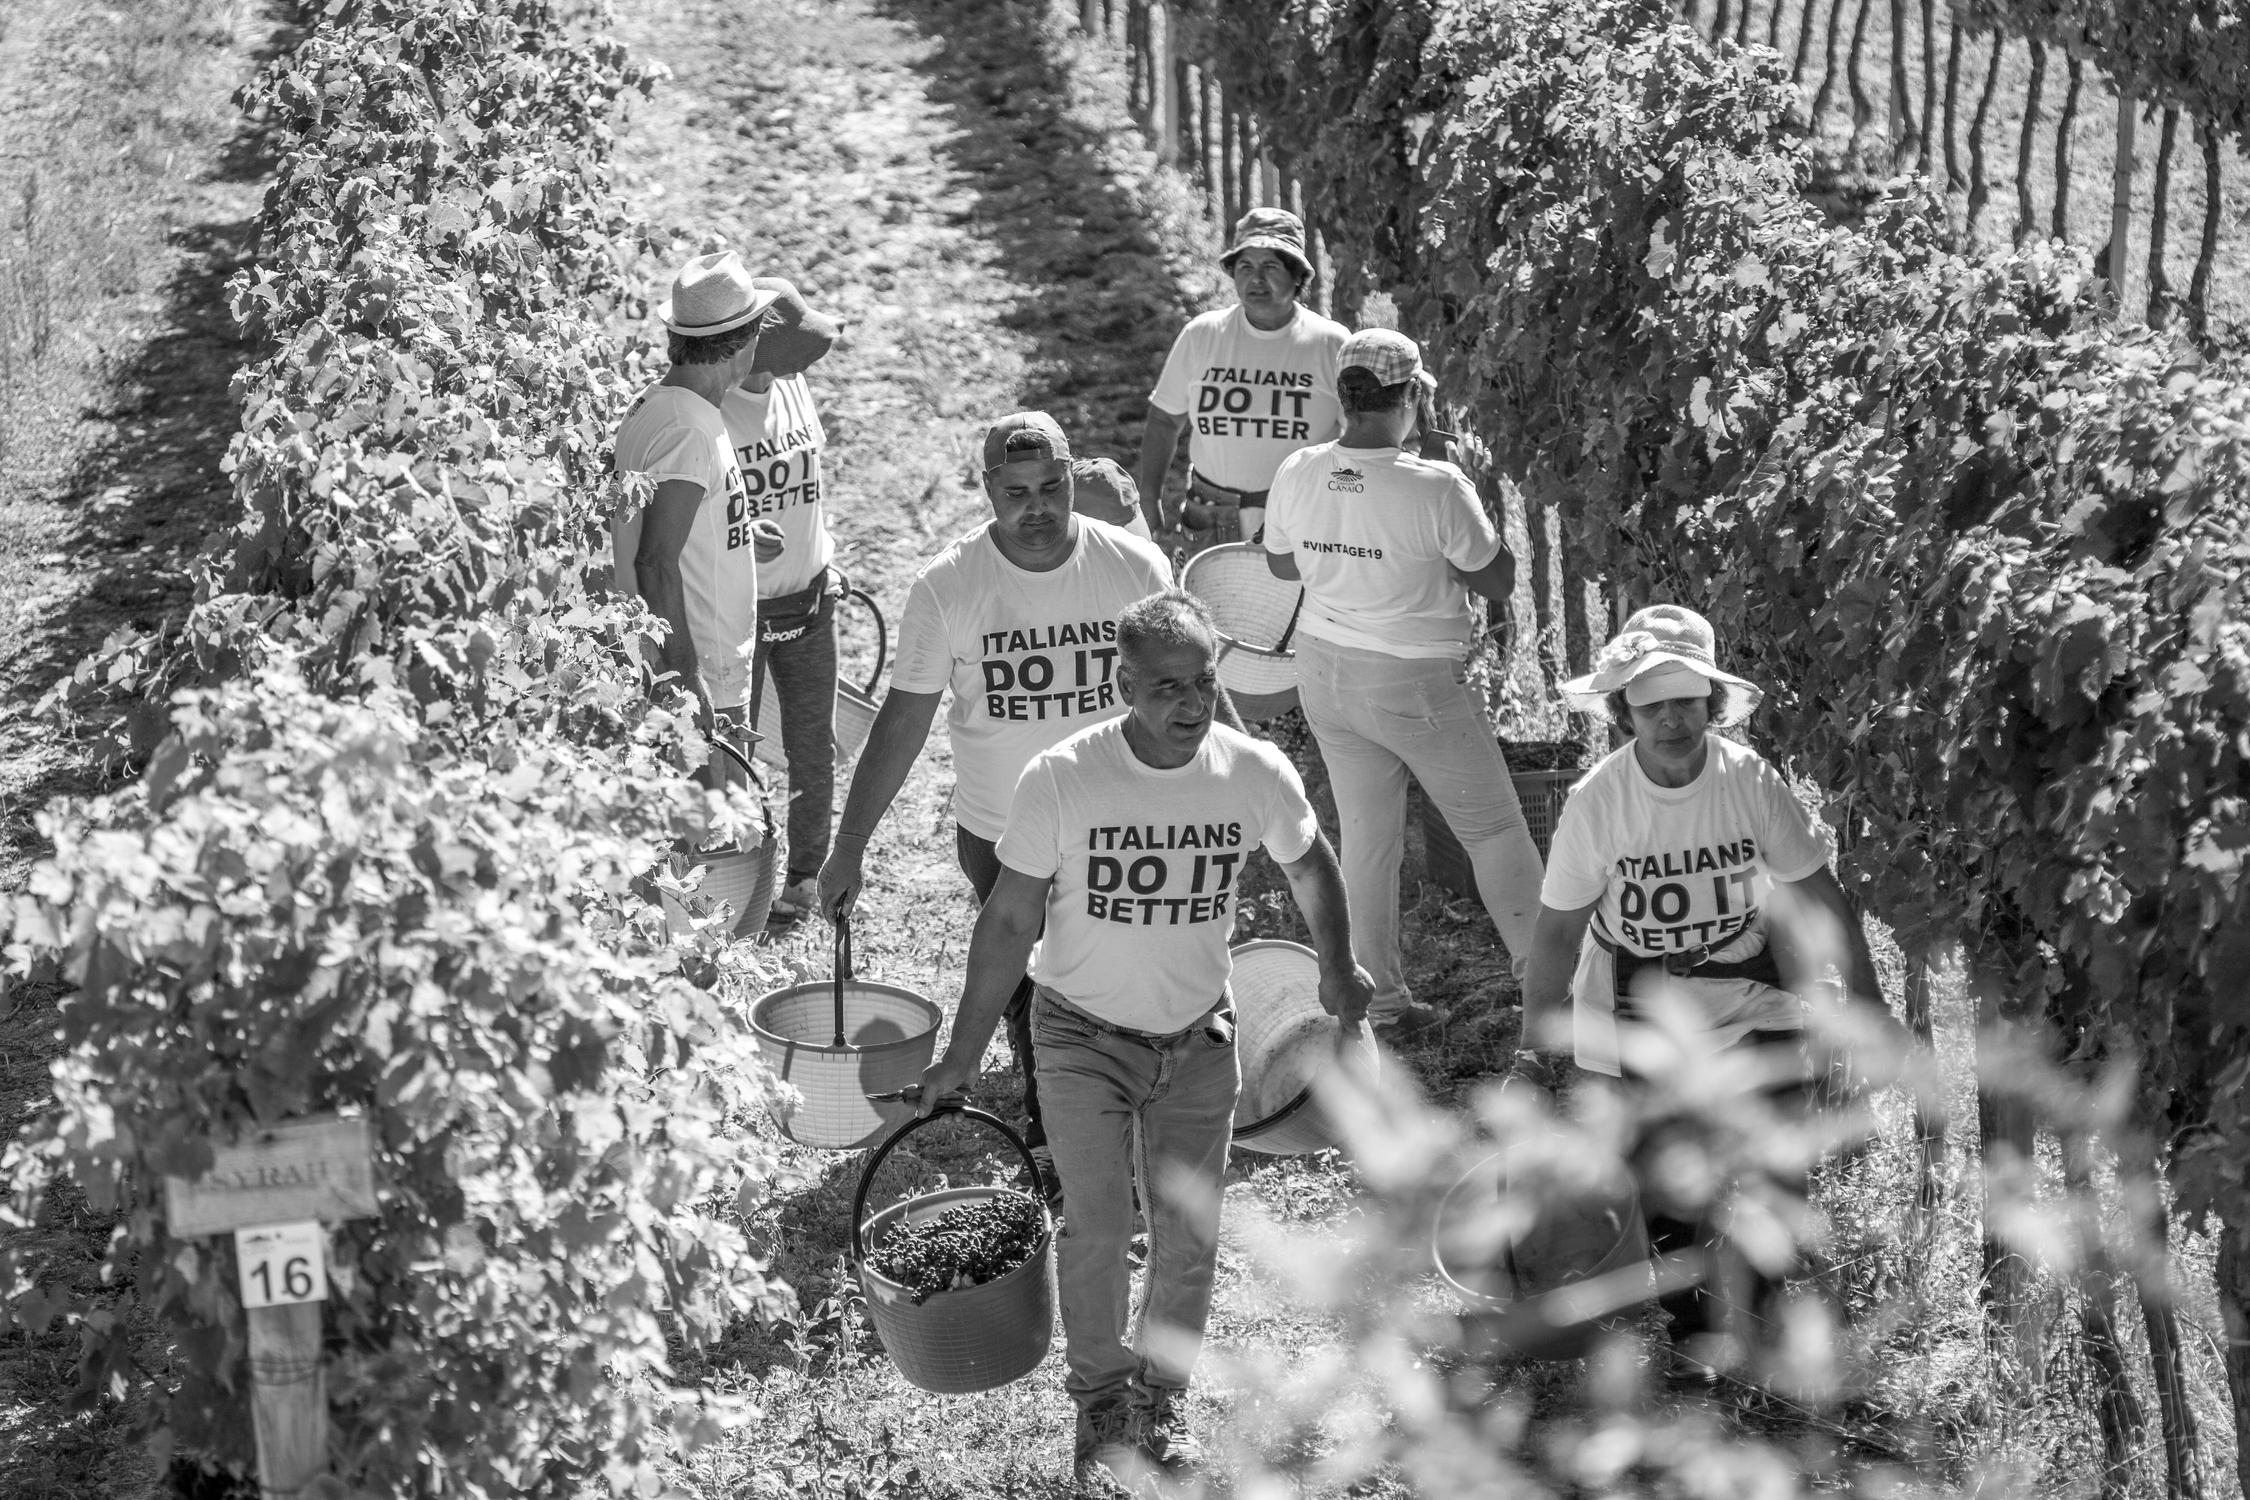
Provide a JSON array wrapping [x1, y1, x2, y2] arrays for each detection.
[[844, 585, 888, 700], [850, 1102, 1047, 1264], [831, 913, 853, 1047]]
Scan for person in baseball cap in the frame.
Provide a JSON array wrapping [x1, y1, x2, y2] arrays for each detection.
[[821, 408, 1174, 1172], [1262, 323, 1545, 1037], [1137, 207, 1348, 544]]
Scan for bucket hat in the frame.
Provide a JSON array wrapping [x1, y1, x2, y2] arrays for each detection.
[[749, 276, 841, 375], [658, 251, 781, 337], [1220, 207, 1313, 285], [1561, 605, 1762, 725]]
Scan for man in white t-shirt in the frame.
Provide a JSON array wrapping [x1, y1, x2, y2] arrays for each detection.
[[817, 411, 1174, 1159], [1264, 329, 1544, 1033], [910, 589, 1372, 1491], [611, 250, 783, 780], [721, 278, 844, 920], [1136, 208, 1346, 544]]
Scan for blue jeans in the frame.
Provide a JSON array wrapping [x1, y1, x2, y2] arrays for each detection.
[[1032, 989, 1238, 1405], [750, 600, 837, 885]]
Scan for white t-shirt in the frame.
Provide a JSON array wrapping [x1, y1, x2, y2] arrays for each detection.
[[1148, 305, 1346, 493], [1541, 736, 1831, 1074], [1262, 442, 1502, 660], [721, 375, 834, 599], [613, 385, 758, 708], [1000, 719, 1320, 1032], [891, 518, 1174, 840]]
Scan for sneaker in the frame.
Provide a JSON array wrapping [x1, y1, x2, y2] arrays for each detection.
[[1133, 1384, 1205, 1477], [1072, 1391, 1162, 1495], [1368, 1001, 1447, 1039], [765, 877, 820, 923]]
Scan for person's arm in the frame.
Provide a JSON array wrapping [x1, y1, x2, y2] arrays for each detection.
[[1766, 865, 1884, 1012], [1451, 547, 1515, 606], [1514, 900, 1596, 1084], [815, 687, 943, 918], [1134, 407, 1191, 533], [611, 505, 644, 599], [912, 867, 1053, 1114], [1276, 834, 1375, 1027], [633, 477, 707, 703]]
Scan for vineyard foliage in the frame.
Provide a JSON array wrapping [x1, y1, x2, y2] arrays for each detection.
[[1185, 0, 2250, 1231], [1946, 0, 2250, 139], [4, 0, 792, 1489]]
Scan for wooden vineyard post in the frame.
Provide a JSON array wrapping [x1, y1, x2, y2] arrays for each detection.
[[1260, 151, 1281, 208], [165, 1116, 379, 1499], [2110, 92, 2136, 311]]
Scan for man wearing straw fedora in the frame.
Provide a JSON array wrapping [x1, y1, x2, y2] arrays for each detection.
[[1264, 328, 1543, 1035], [612, 249, 783, 776], [910, 589, 1372, 1491], [722, 277, 847, 922], [819, 411, 1174, 1175], [1135, 207, 1346, 546]]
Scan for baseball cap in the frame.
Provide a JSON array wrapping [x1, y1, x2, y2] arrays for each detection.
[[981, 411, 1072, 474], [1338, 328, 1422, 385]]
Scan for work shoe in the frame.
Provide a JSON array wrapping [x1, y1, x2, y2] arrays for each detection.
[[1133, 1384, 1206, 1478], [1072, 1391, 1163, 1495], [1368, 1001, 1447, 1039], [764, 877, 820, 923]]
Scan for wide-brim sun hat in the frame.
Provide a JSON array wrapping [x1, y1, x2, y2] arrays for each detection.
[[749, 275, 841, 374], [1560, 604, 1762, 726], [658, 250, 783, 336], [1220, 206, 1314, 286]]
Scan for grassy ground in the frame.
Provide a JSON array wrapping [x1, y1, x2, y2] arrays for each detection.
[[1695, 0, 2250, 337], [0, 3, 283, 1497]]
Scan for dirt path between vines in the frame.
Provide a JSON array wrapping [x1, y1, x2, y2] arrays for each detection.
[[608, 1, 1522, 1492]]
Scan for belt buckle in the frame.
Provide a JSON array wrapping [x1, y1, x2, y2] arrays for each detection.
[[1662, 945, 1711, 976]]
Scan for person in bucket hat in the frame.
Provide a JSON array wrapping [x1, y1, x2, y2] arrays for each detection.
[[1519, 603, 1882, 1382], [720, 275, 848, 923], [819, 410, 1175, 1169], [611, 250, 784, 785], [1135, 207, 1347, 545], [1262, 327, 1544, 1037]]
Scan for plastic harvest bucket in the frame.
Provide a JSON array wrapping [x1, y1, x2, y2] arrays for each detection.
[[853, 1104, 1056, 1394], [753, 586, 888, 772], [1229, 940, 1379, 1156], [1180, 543, 1305, 721], [750, 917, 942, 1149], [1432, 1149, 1655, 1360], [657, 741, 778, 942]]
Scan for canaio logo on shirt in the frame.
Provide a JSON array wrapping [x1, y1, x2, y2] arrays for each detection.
[[1326, 464, 1365, 494]]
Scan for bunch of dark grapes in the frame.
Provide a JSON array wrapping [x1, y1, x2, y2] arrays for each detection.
[[869, 1195, 1044, 1304]]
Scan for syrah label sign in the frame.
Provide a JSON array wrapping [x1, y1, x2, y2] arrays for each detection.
[[164, 1115, 378, 1237]]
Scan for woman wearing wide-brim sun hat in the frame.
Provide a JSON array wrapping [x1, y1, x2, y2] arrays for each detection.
[[1133, 207, 1348, 546], [1514, 602, 1884, 1379]]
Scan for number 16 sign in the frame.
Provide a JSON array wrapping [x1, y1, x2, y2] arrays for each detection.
[[235, 1222, 327, 1308]]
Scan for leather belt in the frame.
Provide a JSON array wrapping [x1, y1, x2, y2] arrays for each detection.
[[1593, 926, 1784, 1019], [1188, 471, 1269, 507], [1034, 984, 1235, 1046]]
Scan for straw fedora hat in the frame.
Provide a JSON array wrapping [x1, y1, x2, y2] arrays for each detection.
[[658, 251, 782, 337], [1560, 605, 1763, 726]]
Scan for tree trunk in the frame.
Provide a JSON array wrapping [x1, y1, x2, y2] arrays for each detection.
[[1712, 0, 1733, 42], [2051, 53, 2082, 240], [1975, 976, 2044, 1399], [2066, 1135, 2144, 1500], [2190, 120, 2221, 335], [2016, 41, 2047, 246], [1810, 0, 1854, 131], [1917, 0, 1937, 175], [1902, 964, 1944, 1226], [1765, 0, 1787, 49], [1845, 0, 1878, 147], [2108, 91, 2135, 306], [1735, 0, 1754, 46], [1529, 497, 1557, 689], [1219, 90, 1238, 232], [1082, 0, 1099, 31], [2148, 106, 2178, 325], [1198, 69, 1215, 197], [2216, 1224, 2250, 1499], [1941, 24, 1964, 192], [2142, 1215, 2208, 1500], [1889, 0, 1920, 169], [1965, 38, 2005, 248], [1790, 0, 1824, 89]]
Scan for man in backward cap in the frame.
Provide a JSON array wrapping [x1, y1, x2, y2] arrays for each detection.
[[1264, 328, 1545, 1034], [818, 411, 1174, 1167], [1136, 207, 1347, 545], [612, 250, 785, 780], [720, 278, 848, 921]]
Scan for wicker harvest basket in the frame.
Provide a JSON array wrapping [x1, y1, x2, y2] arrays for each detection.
[[657, 741, 778, 942], [1179, 543, 1306, 721], [1229, 940, 1378, 1156], [750, 918, 942, 1149], [854, 1105, 1056, 1394]]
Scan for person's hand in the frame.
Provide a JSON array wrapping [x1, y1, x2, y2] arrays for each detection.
[[908, 1053, 979, 1117], [816, 843, 865, 921], [751, 518, 786, 563], [1318, 961, 1375, 1029]]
